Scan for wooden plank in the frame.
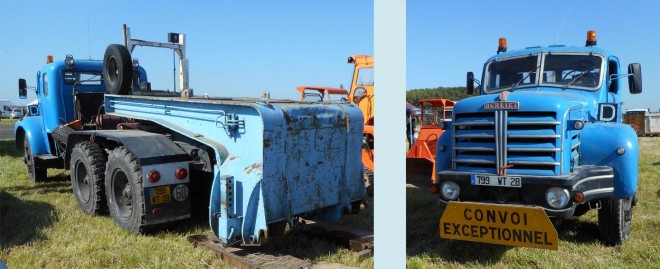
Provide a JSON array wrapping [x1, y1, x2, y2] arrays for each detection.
[[188, 233, 362, 269], [302, 220, 374, 256], [188, 233, 311, 269]]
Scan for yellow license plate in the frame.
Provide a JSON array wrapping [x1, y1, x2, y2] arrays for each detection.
[[149, 186, 171, 205], [439, 201, 558, 250]]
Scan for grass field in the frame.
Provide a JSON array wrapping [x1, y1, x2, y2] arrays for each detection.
[[0, 138, 373, 268], [406, 137, 660, 268], [0, 119, 18, 126]]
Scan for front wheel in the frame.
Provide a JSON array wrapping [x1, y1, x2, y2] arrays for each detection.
[[105, 146, 146, 233], [598, 196, 633, 245], [23, 137, 46, 182]]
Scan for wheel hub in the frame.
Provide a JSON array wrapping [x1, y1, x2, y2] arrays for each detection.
[[122, 185, 132, 205]]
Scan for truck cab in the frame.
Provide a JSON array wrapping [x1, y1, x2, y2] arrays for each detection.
[[436, 31, 642, 248], [16, 55, 148, 182]]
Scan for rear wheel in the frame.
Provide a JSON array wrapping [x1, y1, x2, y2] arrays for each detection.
[[105, 146, 146, 233], [23, 137, 46, 182], [70, 142, 108, 215], [364, 167, 374, 196], [598, 196, 633, 245]]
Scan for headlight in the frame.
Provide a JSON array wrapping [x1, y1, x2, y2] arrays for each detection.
[[545, 187, 570, 209], [573, 120, 584, 130], [65, 54, 74, 66], [441, 181, 460, 200], [132, 58, 140, 68]]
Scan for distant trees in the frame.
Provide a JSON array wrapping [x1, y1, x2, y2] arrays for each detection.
[[406, 86, 478, 105]]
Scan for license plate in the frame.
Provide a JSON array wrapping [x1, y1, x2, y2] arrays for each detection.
[[149, 186, 171, 205], [439, 201, 558, 250], [471, 174, 521, 188]]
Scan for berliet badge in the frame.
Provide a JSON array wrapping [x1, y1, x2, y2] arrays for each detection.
[[484, 90, 519, 110]]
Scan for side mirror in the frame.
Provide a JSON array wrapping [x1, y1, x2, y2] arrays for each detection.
[[18, 79, 27, 99], [466, 72, 475, 95], [28, 105, 39, 116], [628, 63, 642, 94]]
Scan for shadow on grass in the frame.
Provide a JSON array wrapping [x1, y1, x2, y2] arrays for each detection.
[[4, 174, 71, 195], [406, 171, 601, 265], [657, 189, 660, 199], [555, 217, 599, 244], [653, 162, 660, 166], [0, 139, 21, 158], [0, 191, 57, 249]]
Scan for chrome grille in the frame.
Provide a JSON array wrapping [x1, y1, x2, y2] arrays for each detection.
[[452, 111, 562, 176]]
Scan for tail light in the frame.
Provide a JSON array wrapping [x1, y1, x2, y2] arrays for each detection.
[[148, 170, 161, 183], [175, 167, 188, 180]]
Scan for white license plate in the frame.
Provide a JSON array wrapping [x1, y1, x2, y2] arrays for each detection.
[[470, 174, 522, 188]]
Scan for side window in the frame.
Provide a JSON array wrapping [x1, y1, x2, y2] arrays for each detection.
[[43, 73, 49, 96], [608, 60, 618, 93]]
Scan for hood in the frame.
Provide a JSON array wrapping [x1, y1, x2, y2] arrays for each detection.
[[455, 88, 594, 115]]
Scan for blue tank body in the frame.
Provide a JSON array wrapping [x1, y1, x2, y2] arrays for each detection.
[[104, 95, 366, 244]]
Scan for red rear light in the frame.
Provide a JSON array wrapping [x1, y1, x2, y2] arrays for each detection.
[[148, 170, 161, 183], [175, 167, 188, 180]]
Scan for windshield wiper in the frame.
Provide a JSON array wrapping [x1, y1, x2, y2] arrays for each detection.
[[509, 63, 542, 92], [563, 64, 598, 90]]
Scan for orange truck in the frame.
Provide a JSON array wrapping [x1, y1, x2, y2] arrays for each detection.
[[406, 98, 454, 185], [346, 55, 374, 193]]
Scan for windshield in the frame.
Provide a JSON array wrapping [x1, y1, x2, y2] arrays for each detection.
[[356, 67, 374, 86], [485, 55, 539, 93], [542, 54, 602, 89], [484, 53, 603, 93]]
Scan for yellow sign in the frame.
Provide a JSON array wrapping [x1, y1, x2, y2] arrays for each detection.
[[439, 201, 558, 250], [149, 186, 171, 205]]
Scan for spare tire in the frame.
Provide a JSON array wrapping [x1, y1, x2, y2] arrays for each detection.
[[103, 44, 133, 95]]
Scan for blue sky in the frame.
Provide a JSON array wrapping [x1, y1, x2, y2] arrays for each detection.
[[407, 1, 660, 111], [0, 0, 373, 105]]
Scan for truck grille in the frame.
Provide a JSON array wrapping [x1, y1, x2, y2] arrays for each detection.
[[452, 111, 562, 176]]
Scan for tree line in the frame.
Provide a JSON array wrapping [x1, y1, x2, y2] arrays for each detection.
[[406, 86, 479, 105]]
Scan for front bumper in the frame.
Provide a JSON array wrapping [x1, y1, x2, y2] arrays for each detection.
[[437, 165, 614, 218]]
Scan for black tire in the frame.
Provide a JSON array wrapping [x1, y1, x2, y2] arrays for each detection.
[[70, 142, 108, 215], [52, 125, 74, 144], [598, 197, 633, 245], [364, 167, 374, 196], [103, 44, 133, 95], [105, 146, 146, 233], [23, 137, 46, 182]]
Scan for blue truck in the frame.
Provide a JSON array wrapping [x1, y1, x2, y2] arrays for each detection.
[[15, 25, 366, 245], [436, 31, 642, 249]]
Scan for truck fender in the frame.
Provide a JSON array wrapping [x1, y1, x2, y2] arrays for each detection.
[[14, 116, 50, 156], [65, 130, 190, 170], [580, 123, 638, 199], [435, 121, 454, 181]]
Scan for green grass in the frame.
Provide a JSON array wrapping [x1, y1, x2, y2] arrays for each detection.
[[406, 137, 660, 268], [0, 138, 373, 268], [0, 119, 18, 126]]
